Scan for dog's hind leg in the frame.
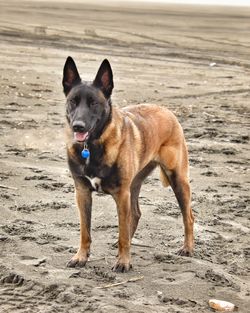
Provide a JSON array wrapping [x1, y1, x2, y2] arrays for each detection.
[[159, 143, 194, 256], [168, 171, 194, 256], [159, 165, 170, 187]]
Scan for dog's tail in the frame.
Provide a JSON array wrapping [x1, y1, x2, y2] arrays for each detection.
[[159, 166, 170, 187]]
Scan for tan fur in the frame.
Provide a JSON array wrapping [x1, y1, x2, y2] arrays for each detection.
[[98, 104, 184, 178], [67, 103, 194, 271], [159, 167, 170, 187]]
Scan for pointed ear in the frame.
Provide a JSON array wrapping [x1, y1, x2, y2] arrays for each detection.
[[93, 59, 114, 98], [62, 56, 81, 96]]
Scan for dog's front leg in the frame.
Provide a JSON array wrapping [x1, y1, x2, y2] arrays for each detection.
[[112, 188, 132, 272], [67, 181, 92, 268]]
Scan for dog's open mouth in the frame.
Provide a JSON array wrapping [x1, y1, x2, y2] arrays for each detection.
[[74, 132, 89, 142]]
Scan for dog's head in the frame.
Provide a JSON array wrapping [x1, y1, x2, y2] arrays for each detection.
[[63, 57, 113, 143]]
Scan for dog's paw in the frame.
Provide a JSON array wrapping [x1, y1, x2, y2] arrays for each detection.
[[177, 246, 193, 257], [67, 252, 88, 268], [112, 259, 132, 273], [67, 259, 87, 268]]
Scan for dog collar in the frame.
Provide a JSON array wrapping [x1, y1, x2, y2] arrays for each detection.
[[81, 142, 90, 159]]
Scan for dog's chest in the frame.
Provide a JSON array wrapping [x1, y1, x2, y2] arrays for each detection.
[[84, 175, 102, 192], [68, 143, 121, 193], [84, 160, 120, 193]]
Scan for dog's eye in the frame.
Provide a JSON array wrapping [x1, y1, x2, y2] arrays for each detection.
[[74, 96, 80, 105], [69, 96, 80, 107], [90, 100, 98, 107]]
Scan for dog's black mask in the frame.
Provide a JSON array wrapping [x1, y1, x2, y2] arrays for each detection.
[[63, 57, 113, 142]]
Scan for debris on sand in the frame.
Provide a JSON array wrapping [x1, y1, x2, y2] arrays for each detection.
[[96, 275, 144, 289], [209, 299, 238, 311]]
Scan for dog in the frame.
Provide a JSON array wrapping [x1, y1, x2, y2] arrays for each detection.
[[62, 57, 194, 272]]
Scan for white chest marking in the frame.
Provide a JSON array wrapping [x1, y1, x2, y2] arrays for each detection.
[[85, 175, 102, 192]]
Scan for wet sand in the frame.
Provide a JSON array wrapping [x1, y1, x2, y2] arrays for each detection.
[[0, 1, 249, 312]]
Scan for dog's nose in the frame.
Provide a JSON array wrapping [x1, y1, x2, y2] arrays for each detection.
[[72, 121, 86, 132]]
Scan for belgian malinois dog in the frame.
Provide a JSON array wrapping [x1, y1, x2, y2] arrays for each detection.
[[62, 57, 194, 272]]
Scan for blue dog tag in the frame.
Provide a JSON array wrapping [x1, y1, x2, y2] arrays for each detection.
[[81, 149, 90, 159]]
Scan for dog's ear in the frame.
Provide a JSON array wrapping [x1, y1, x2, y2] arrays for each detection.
[[93, 59, 114, 99], [62, 56, 81, 96]]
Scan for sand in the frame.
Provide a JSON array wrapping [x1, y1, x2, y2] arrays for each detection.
[[0, 1, 249, 312]]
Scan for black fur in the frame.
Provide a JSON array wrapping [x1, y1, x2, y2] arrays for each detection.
[[63, 56, 81, 95], [63, 57, 113, 141], [64, 57, 120, 193], [93, 59, 114, 99], [67, 142, 121, 193]]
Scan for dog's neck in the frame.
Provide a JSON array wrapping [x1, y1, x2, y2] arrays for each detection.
[[90, 106, 123, 166], [98, 107, 123, 144]]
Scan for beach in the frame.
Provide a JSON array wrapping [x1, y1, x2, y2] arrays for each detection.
[[0, 1, 249, 312]]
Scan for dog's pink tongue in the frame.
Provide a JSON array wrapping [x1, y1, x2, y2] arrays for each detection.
[[74, 132, 88, 142]]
